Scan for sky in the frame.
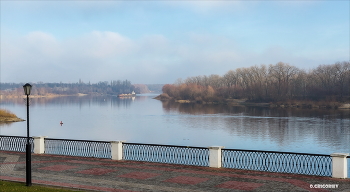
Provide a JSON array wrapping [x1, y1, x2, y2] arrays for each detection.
[[1, 1, 349, 84]]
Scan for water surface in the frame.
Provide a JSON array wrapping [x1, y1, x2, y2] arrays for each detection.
[[1, 94, 349, 156]]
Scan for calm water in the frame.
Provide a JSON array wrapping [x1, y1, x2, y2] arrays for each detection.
[[1, 94, 350, 155]]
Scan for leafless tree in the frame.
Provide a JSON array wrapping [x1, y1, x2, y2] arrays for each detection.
[[163, 61, 350, 103]]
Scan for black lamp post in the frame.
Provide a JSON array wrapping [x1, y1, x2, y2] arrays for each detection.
[[23, 83, 32, 186]]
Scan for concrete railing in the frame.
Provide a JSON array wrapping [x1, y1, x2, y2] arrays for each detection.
[[35, 136, 349, 179], [0, 135, 348, 179], [331, 153, 349, 178]]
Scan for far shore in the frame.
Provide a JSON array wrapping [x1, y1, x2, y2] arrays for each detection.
[[2, 93, 349, 109], [1, 93, 88, 99], [154, 95, 350, 109]]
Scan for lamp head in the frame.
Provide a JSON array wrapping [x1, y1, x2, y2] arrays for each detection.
[[23, 83, 32, 96]]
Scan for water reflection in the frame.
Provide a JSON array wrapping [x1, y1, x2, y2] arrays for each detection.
[[162, 101, 350, 153], [0, 122, 16, 127], [162, 100, 350, 119], [0, 95, 136, 108]]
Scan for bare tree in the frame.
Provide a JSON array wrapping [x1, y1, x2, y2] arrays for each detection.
[[163, 61, 349, 103]]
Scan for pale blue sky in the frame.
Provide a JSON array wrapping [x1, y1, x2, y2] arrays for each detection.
[[1, 1, 349, 84]]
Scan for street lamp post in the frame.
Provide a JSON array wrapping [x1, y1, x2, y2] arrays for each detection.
[[23, 83, 32, 186]]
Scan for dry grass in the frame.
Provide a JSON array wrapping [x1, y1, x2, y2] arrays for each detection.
[[0, 109, 17, 118], [0, 180, 80, 191]]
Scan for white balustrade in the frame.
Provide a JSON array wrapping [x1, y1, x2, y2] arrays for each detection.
[[17, 136, 350, 179], [111, 140, 126, 160], [208, 146, 225, 168], [330, 153, 349, 178], [33, 136, 47, 154]]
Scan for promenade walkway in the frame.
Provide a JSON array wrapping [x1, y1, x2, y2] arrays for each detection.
[[1, 150, 349, 192]]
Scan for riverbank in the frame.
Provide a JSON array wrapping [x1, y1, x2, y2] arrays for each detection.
[[154, 94, 350, 109], [0, 117, 25, 122], [1, 93, 87, 99], [0, 109, 24, 123], [265, 101, 350, 109]]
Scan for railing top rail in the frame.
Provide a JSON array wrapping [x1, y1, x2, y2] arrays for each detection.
[[0, 135, 29, 139], [124, 142, 208, 149], [45, 138, 110, 143], [223, 148, 331, 157]]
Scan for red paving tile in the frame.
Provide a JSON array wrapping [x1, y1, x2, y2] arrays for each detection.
[[1, 160, 67, 165], [175, 169, 330, 192], [38, 165, 78, 171], [118, 172, 161, 180], [68, 160, 104, 165], [106, 164, 174, 171], [164, 176, 209, 185], [76, 168, 116, 175], [216, 180, 264, 191]]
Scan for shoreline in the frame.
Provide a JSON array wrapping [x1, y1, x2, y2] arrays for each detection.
[[0, 109, 25, 123], [154, 95, 350, 109], [2, 94, 349, 109], [0, 117, 25, 123], [1, 94, 82, 99]]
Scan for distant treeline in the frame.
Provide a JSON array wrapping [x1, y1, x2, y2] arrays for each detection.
[[0, 80, 136, 96], [161, 61, 350, 103]]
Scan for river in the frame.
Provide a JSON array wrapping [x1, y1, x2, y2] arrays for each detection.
[[1, 94, 349, 156]]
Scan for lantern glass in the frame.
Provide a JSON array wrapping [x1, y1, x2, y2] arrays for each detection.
[[23, 83, 32, 96]]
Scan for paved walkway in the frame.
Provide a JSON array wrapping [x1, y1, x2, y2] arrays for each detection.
[[1, 150, 349, 192]]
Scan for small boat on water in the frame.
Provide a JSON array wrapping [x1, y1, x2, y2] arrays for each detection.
[[118, 91, 136, 97]]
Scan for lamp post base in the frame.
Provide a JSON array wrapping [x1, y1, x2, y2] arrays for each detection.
[[26, 143, 32, 186]]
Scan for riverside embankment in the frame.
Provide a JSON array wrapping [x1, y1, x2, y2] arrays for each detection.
[[155, 94, 350, 109]]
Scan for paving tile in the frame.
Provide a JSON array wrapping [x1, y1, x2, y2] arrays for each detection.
[[75, 168, 116, 175], [68, 160, 104, 165], [2, 151, 350, 192], [38, 165, 78, 171], [118, 171, 161, 180], [164, 176, 209, 185], [216, 180, 264, 190], [107, 163, 174, 171]]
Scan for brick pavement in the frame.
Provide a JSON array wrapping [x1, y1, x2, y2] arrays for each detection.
[[1, 150, 349, 192]]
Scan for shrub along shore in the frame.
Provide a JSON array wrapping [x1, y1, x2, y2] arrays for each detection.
[[0, 109, 24, 123]]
